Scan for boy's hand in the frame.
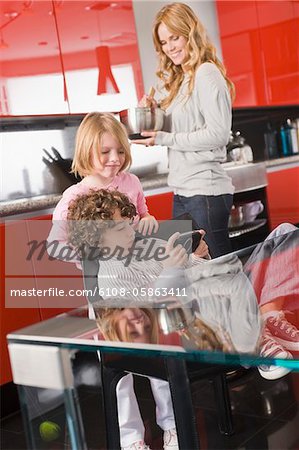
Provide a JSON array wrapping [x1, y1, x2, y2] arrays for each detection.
[[193, 230, 210, 258], [163, 232, 188, 269], [138, 214, 159, 236]]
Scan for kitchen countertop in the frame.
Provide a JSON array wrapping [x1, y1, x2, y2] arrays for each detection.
[[264, 154, 299, 172], [0, 174, 169, 218], [2, 157, 297, 218]]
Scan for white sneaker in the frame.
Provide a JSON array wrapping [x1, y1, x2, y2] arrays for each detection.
[[121, 440, 151, 450], [163, 428, 179, 450], [258, 328, 293, 380]]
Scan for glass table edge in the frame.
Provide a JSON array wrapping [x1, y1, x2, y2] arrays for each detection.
[[7, 334, 299, 372]]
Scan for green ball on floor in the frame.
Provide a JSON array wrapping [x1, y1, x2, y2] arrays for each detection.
[[39, 420, 61, 442]]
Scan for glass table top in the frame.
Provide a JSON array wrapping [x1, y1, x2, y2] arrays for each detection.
[[7, 305, 299, 371], [5, 219, 299, 372]]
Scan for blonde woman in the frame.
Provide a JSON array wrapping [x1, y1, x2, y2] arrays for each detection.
[[133, 2, 235, 258]]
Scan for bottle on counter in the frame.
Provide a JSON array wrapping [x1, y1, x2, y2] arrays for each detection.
[[296, 119, 299, 148], [280, 121, 291, 156], [264, 122, 279, 159], [289, 119, 299, 154]]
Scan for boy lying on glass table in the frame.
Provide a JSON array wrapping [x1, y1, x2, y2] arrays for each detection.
[[65, 189, 299, 450], [66, 189, 298, 378], [66, 189, 298, 368], [94, 305, 235, 450]]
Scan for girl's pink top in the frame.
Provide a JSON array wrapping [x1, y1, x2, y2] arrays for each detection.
[[52, 171, 148, 221]]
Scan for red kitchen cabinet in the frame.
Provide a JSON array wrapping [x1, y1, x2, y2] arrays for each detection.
[[0, 0, 143, 116], [256, 1, 299, 105], [146, 192, 174, 220], [27, 215, 85, 321], [216, 0, 299, 106], [267, 166, 299, 230], [53, 0, 144, 113], [216, 1, 259, 37], [1, 213, 85, 386], [216, 1, 265, 107], [0, 221, 41, 385], [220, 29, 265, 106], [0, 1, 69, 115]]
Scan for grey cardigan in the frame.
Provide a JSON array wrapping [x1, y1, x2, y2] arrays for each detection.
[[155, 63, 235, 197]]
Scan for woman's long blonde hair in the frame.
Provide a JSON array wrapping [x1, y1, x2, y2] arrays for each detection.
[[152, 2, 235, 109]]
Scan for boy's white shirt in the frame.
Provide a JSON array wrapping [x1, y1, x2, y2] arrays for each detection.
[[97, 238, 261, 353]]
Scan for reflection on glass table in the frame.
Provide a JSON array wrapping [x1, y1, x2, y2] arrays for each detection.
[[7, 296, 299, 450], [6, 223, 299, 449]]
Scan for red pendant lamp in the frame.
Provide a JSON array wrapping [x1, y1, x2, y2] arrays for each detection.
[[96, 45, 120, 95]]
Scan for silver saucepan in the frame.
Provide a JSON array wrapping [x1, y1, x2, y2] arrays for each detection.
[[119, 107, 165, 140], [156, 303, 196, 335]]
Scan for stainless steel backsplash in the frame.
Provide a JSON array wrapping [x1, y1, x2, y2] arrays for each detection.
[[1, 127, 77, 202], [1, 125, 168, 202]]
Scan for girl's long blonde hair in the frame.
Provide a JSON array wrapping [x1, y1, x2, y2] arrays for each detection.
[[96, 308, 159, 344], [71, 112, 132, 178], [152, 2, 235, 109]]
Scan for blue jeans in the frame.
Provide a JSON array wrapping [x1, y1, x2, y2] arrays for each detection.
[[173, 194, 233, 258]]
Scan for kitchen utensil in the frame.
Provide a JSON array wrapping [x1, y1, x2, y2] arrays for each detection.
[[228, 147, 241, 162], [42, 147, 80, 183], [119, 107, 164, 140], [42, 148, 55, 162], [242, 201, 264, 223], [148, 86, 156, 99], [228, 205, 245, 228], [156, 304, 195, 334], [139, 86, 156, 107], [227, 131, 253, 163]]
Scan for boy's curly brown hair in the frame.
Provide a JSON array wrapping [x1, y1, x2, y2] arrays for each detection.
[[67, 189, 136, 251]]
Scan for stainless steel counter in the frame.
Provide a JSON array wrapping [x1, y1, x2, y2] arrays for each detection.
[[0, 174, 169, 218], [1, 162, 268, 218], [222, 162, 267, 193], [265, 154, 299, 173]]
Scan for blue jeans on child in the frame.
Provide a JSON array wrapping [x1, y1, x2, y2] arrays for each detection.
[[173, 193, 233, 258]]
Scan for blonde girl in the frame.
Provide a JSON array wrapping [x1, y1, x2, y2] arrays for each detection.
[[95, 307, 178, 450], [48, 112, 158, 256], [47, 114, 161, 450], [95, 306, 232, 450], [96, 308, 159, 344], [96, 307, 232, 352]]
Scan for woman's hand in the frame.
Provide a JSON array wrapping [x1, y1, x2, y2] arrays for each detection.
[[163, 232, 188, 269], [193, 230, 210, 259], [138, 213, 159, 236], [131, 131, 157, 146], [138, 95, 158, 108]]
